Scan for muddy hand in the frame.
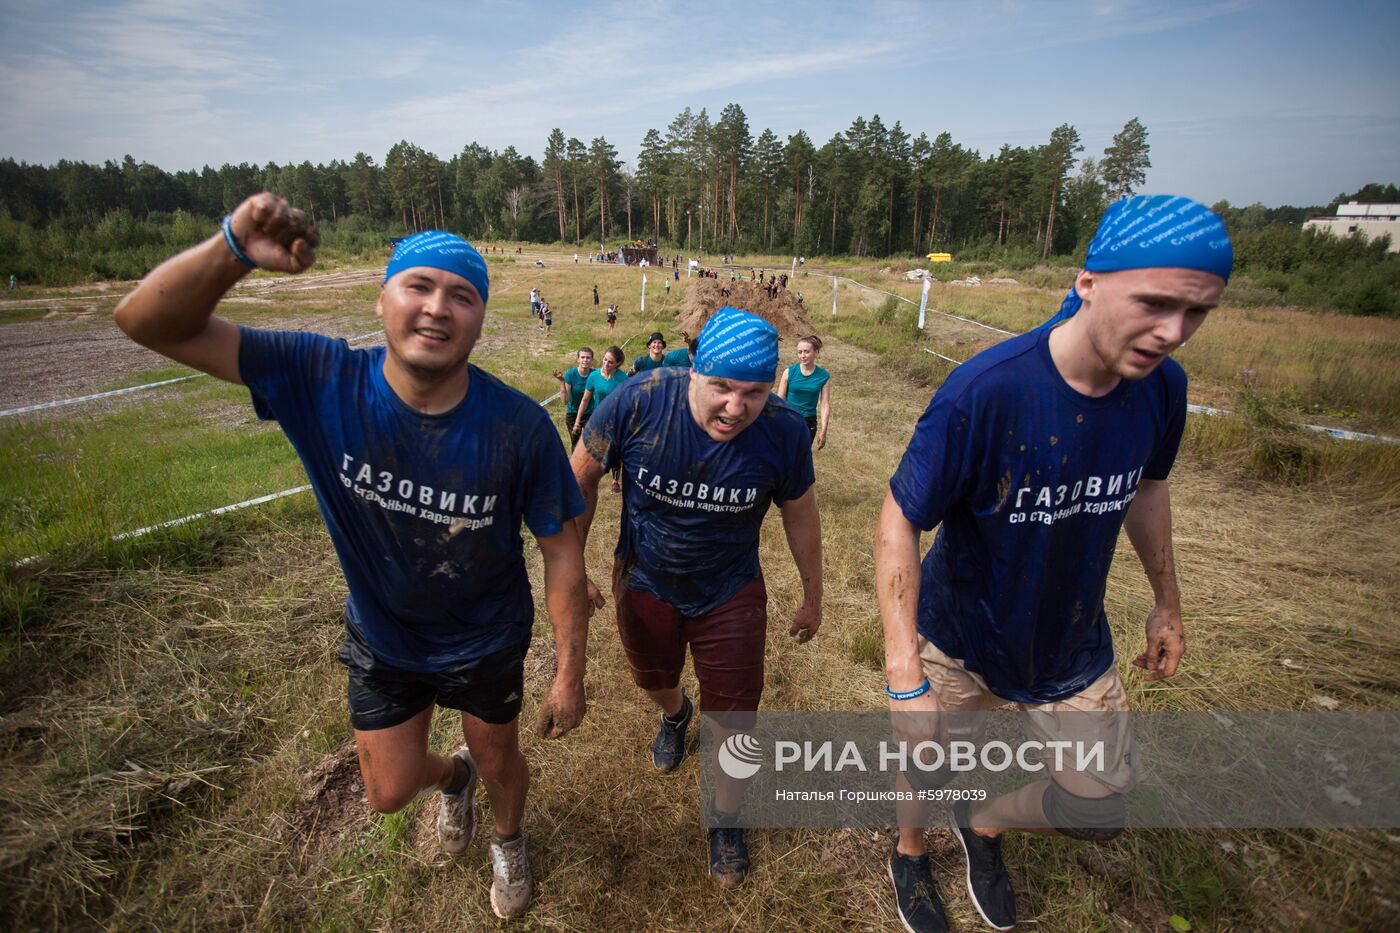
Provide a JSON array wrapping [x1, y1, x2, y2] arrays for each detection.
[[584, 577, 606, 615], [1133, 604, 1185, 680], [535, 678, 586, 739], [230, 192, 320, 274], [788, 599, 821, 644]]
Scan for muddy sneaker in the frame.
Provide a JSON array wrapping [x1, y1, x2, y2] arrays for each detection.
[[708, 825, 749, 888], [488, 831, 533, 919], [651, 693, 693, 772], [888, 841, 948, 933], [950, 800, 1016, 929], [437, 747, 479, 855]]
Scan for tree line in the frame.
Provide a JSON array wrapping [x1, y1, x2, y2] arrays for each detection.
[[0, 109, 1158, 259], [2, 108, 1395, 315]]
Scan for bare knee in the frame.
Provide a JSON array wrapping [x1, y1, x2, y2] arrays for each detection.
[[471, 744, 523, 785], [364, 778, 420, 814]]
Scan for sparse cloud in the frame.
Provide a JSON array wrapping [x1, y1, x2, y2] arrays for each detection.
[[0, 0, 1394, 204]]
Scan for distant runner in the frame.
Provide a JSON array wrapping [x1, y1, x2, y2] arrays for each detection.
[[113, 193, 591, 921], [775, 334, 831, 448], [573, 346, 628, 493], [662, 330, 696, 369], [630, 331, 667, 375], [570, 307, 823, 887], [555, 347, 596, 449]]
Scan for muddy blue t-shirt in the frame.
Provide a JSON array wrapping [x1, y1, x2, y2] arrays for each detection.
[[239, 328, 584, 672], [583, 368, 815, 616], [889, 327, 1186, 703]]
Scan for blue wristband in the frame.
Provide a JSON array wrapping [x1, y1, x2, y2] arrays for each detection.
[[221, 214, 257, 269], [885, 678, 931, 701]]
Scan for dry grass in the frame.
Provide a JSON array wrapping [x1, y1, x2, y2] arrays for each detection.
[[2, 255, 1398, 931]]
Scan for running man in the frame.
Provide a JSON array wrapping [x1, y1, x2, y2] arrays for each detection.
[[775, 334, 831, 448], [113, 193, 592, 921], [554, 346, 596, 448], [875, 195, 1232, 932], [570, 307, 823, 887], [629, 331, 667, 375]]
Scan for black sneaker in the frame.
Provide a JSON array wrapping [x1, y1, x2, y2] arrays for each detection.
[[887, 842, 948, 933], [708, 825, 749, 888], [949, 800, 1016, 929], [651, 693, 693, 772]]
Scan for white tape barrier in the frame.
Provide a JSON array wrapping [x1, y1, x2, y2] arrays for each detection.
[[0, 375, 204, 417], [109, 485, 314, 543], [3, 330, 388, 419], [14, 387, 564, 565], [919, 349, 1400, 446], [807, 270, 1016, 337]]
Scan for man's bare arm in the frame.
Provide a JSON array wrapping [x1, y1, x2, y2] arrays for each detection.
[[568, 441, 606, 546], [875, 490, 929, 693], [533, 522, 590, 738], [875, 489, 944, 730], [778, 485, 823, 642], [1123, 478, 1185, 680], [567, 441, 609, 611], [112, 193, 319, 384]]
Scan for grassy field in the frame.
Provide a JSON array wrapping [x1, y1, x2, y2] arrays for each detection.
[[1, 250, 1397, 930]]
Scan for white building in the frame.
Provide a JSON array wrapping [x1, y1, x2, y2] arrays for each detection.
[[1303, 202, 1400, 253]]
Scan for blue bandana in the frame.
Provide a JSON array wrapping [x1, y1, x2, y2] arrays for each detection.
[[1042, 195, 1233, 329], [383, 230, 490, 304], [693, 306, 779, 383]]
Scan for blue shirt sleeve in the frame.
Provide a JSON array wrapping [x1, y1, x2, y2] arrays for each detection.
[[237, 327, 346, 423], [888, 389, 975, 531], [516, 415, 586, 537], [1143, 361, 1188, 480]]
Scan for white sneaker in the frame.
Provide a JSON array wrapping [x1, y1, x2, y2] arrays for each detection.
[[488, 832, 533, 919], [436, 747, 478, 855]]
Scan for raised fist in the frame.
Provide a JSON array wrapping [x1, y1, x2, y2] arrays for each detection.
[[228, 192, 320, 274]]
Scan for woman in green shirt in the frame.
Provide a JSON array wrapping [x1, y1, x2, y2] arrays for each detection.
[[574, 345, 629, 490], [554, 347, 595, 449], [775, 334, 832, 449]]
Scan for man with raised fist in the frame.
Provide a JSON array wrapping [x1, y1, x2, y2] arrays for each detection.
[[114, 193, 592, 920]]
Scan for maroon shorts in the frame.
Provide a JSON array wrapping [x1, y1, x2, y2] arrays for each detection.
[[613, 571, 767, 713]]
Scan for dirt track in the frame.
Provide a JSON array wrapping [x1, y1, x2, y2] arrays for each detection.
[[0, 272, 386, 412]]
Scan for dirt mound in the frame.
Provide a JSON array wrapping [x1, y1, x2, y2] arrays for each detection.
[[676, 280, 814, 340], [282, 743, 367, 859]]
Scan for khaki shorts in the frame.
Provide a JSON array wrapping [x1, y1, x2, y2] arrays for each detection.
[[917, 636, 1138, 793]]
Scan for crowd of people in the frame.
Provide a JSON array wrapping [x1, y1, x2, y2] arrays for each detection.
[[113, 191, 1232, 931]]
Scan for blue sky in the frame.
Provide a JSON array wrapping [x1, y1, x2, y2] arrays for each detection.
[[2, 0, 1397, 207]]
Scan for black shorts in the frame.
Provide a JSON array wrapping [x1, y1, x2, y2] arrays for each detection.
[[562, 409, 590, 437], [804, 415, 818, 441], [337, 624, 530, 731]]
